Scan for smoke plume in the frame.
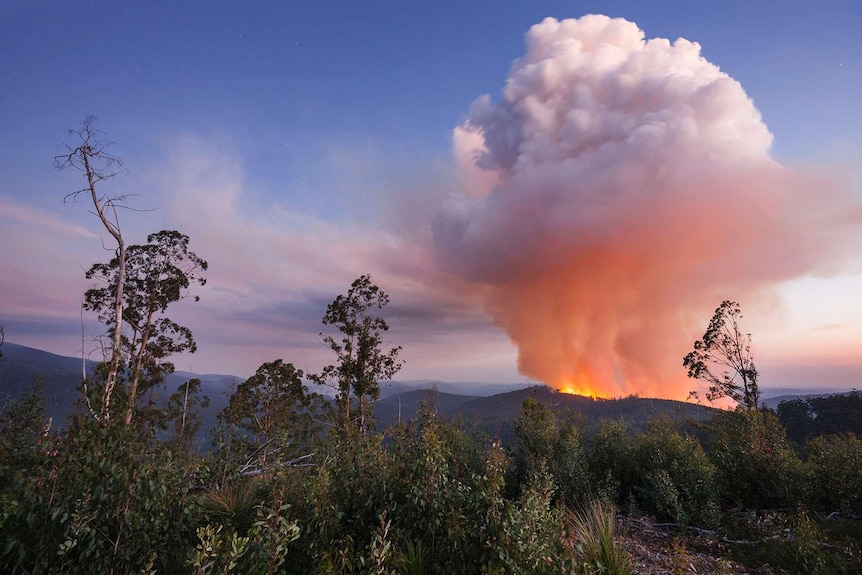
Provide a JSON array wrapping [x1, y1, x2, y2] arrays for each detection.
[[433, 15, 857, 399]]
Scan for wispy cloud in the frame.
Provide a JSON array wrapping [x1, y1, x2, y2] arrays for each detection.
[[127, 134, 504, 379], [0, 195, 99, 240]]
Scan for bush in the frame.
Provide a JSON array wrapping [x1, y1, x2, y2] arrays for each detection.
[[283, 431, 396, 572], [707, 410, 804, 510], [482, 471, 573, 575], [631, 417, 719, 526], [586, 419, 635, 505], [805, 433, 862, 514], [1, 417, 200, 574], [509, 398, 590, 505]]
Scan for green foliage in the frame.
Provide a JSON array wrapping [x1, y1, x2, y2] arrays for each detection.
[[727, 507, 858, 575], [509, 397, 590, 505], [683, 300, 760, 410], [386, 400, 492, 572], [777, 398, 814, 444], [585, 416, 718, 527], [161, 377, 211, 455], [780, 392, 862, 443], [807, 391, 862, 436], [631, 417, 719, 526], [216, 359, 323, 474], [311, 275, 403, 435], [191, 523, 249, 575], [805, 433, 862, 514], [1, 417, 200, 574], [586, 419, 634, 504], [285, 432, 396, 572], [482, 472, 573, 575], [707, 410, 804, 510], [84, 229, 207, 424], [0, 382, 53, 481], [0, 383, 54, 536], [192, 500, 301, 575]]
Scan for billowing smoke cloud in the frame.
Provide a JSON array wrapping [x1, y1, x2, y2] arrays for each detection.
[[433, 15, 858, 399]]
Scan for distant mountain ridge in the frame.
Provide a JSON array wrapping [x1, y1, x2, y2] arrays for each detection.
[[0, 342, 239, 424], [374, 385, 718, 441], [2, 341, 857, 441]]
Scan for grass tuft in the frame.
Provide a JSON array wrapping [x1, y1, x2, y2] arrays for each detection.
[[569, 499, 632, 575]]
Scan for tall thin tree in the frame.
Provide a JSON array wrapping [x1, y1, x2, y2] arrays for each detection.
[[56, 116, 127, 422], [312, 275, 403, 435]]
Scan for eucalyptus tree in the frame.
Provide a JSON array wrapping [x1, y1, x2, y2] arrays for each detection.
[[311, 275, 403, 435], [56, 116, 128, 421], [85, 230, 207, 425], [683, 300, 760, 410], [161, 377, 210, 455], [219, 359, 323, 474]]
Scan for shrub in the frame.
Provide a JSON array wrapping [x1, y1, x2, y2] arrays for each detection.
[[1, 417, 199, 574], [482, 471, 573, 575], [707, 410, 804, 510], [805, 433, 862, 514], [586, 419, 634, 505], [509, 398, 590, 505], [632, 417, 719, 526]]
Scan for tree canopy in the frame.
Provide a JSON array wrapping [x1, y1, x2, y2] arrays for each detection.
[[84, 229, 207, 424], [683, 300, 760, 410], [312, 275, 403, 435]]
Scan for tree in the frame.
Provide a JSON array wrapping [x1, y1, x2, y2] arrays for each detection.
[[56, 116, 127, 421], [161, 377, 210, 455], [219, 360, 322, 474], [311, 275, 403, 435], [776, 398, 814, 444], [0, 381, 52, 479], [807, 391, 862, 437], [0, 323, 4, 362], [683, 300, 760, 410], [84, 230, 207, 425], [509, 397, 589, 504]]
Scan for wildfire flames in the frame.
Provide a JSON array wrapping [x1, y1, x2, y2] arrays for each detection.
[[558, 380, 605, 399]]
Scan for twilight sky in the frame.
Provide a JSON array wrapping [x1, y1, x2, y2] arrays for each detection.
[[1, 1, 860, 397]]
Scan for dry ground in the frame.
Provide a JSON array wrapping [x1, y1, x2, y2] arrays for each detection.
[[620, 516, 786, 575]]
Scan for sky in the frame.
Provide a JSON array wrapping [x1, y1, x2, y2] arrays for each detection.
[[1, 1, 861, 397]]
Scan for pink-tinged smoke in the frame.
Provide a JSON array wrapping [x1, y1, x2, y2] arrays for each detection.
[[433, 15, 858, 400]]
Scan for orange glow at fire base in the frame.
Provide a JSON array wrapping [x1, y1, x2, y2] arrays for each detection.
[[556, 377, 608, 399]]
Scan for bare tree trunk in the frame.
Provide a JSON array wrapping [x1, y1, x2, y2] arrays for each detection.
[[180, 377, 191, 442], [82, 150, 126, 422], [125, 306, 155, 425], [80, 303, 96, 418], [59, 117, 128, 424]]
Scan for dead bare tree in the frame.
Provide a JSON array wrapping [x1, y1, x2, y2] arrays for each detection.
[[56, 116, 128, 422]]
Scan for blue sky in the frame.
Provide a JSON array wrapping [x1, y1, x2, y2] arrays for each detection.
[[1, 1, 860, 395]]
